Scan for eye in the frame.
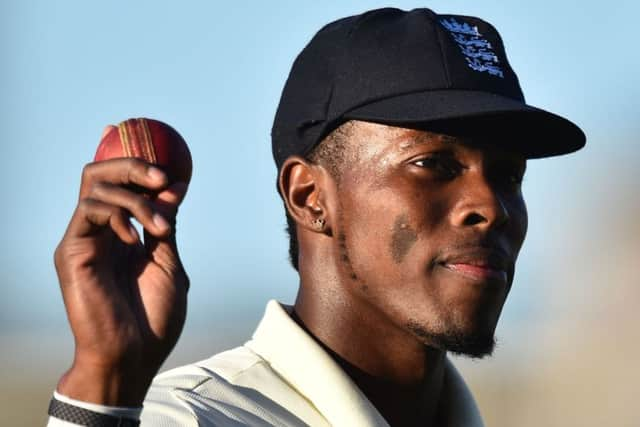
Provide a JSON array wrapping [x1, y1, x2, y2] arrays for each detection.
[[412, 154, 463, 179]]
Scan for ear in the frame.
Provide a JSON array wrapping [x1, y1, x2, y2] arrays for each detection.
[[278, 156, 332, 235]]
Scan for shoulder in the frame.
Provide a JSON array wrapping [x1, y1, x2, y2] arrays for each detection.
[[153, 345, 266, 388], [141, 345, 327, 426]]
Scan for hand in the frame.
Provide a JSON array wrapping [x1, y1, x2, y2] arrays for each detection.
[[54, 127, 190, 406]]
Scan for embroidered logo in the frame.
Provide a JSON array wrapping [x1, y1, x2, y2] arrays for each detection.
[[440, 18, 504, 78]]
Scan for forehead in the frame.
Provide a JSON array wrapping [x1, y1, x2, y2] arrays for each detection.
[[343, 121, 426, 161]]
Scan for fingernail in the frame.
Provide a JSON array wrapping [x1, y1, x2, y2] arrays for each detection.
[[153, 213, 170, 231], [147, 167, 165, 182]]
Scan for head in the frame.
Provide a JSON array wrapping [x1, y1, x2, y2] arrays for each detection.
[[280, 120, 527, 357], [272, 8, 585, 358]]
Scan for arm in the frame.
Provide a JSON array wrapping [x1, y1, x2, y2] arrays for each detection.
[[51, 130, 190, 420]]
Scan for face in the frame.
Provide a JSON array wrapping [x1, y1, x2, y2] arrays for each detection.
[[331, 121, 528, 357]]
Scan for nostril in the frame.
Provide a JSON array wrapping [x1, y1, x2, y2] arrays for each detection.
[[463, 212, 487, 226]]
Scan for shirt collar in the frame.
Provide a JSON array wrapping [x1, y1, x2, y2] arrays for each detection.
[[246, 300, 484, 427]]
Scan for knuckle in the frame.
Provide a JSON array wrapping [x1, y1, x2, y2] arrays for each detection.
[[53, 243, 65, 269], [77, 198, 96, 213], [81, 162, 94, 179], [121, 160, 135, 183], [53, 241, 80, 275], [124, 158, 146, 182], [110, 205, 127, 221], [88, 181, 108, 198], [80, 162, 96, 187], [130, 195, 151, 214]]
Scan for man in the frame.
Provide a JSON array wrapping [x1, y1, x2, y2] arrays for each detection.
[[47, 7, 585, 427]]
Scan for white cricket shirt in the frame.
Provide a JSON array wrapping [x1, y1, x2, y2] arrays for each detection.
[[48, 300, 485, 426]]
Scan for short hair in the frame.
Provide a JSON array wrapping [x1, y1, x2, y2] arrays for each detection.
[[284, 121, 355, 271]]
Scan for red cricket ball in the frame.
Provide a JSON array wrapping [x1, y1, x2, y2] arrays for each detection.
[[94, 118, 192, 184]]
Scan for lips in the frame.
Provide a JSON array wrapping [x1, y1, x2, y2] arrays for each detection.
[[442, 263, 508, 282], [438, 249, 510, 284]]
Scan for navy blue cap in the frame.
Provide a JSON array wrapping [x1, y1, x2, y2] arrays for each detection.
[[271, 8, 585, 169]]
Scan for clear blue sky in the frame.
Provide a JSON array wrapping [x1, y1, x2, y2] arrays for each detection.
[[1, 0, 638, 348]]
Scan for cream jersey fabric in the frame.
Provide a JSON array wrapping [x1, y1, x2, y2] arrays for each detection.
[[48, 300, 485, 426]]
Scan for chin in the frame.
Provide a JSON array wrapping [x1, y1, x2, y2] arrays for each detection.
[[438, 329, 497, 358], [405, 306, 501, 358]]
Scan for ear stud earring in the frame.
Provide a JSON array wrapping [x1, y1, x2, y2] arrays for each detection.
[[311, 218, 326, 231]]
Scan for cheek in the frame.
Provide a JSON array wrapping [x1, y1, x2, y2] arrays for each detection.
[[339, 189, 399, 262], [338, 182, 451, 278], [336, 189, 396, 280], [390, 214, 418, 263]]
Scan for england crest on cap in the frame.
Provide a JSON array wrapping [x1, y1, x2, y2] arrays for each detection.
[[440, 17, 504, 78]]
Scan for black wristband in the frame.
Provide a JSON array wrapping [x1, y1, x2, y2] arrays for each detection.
[[48, 397, 140, 427]]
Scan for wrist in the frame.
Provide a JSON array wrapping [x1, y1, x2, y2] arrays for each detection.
[[49, 394, 140, 427], [57, 358, 151, 407]]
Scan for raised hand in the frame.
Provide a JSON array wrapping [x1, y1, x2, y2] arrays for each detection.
[[54, 127, 190, 406]]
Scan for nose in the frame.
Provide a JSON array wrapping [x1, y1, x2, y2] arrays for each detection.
[[450, 173, 510, 230]]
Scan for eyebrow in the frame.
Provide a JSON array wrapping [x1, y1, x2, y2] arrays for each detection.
[[397, 132, 460, 152]]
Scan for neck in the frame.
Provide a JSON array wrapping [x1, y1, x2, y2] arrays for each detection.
[[293, 283, 446, 426]]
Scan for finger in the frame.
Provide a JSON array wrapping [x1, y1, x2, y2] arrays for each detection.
[[88, 181, 172, 238], [143, 182, 190, 272], [68, 198, 140, 244], [154, 182, 189, 219], [80, 158, 168, 200]]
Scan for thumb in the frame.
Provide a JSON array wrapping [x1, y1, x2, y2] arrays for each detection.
[[143, 181, 189, 272]]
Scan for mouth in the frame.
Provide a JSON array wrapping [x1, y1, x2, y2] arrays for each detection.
[[440, 263, 507, 283], [438, 249, 510, 284]]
